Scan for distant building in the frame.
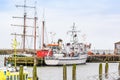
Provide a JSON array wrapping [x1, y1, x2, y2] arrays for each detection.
[[114, 41, 120, 55]]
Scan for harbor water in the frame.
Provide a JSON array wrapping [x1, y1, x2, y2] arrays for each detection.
[[0, 55, 119, 80]]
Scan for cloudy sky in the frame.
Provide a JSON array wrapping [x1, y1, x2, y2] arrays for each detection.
[[0, 0, 120, 50]]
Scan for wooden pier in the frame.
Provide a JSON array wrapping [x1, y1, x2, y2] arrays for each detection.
[[4, 56, 44, 66], [0, 49, 35, 54], [87, 54, 120, 62]]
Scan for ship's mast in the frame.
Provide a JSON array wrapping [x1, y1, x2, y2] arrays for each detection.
[[68, 23, 80, 43], [42, 9, 45, 49], [23, 0, 26, 52], [42, 20, 45, 49], [11, 0, 38, 52], [34, 1, 37, 51]]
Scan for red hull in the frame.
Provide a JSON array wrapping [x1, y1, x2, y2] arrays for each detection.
[[37, 50, 53, 58]]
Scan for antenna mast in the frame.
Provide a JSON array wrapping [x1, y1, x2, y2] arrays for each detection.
[[67, 23, 80, 43]]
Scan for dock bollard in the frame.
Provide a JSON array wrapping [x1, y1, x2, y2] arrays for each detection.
[[105, 62, 109, 79], [19, 65, 23, 80], [63, 64, 67, 80], [33, 64, 37, 80], [99, 63, 102, 80], [4, 57, 6, 66], [118, 62, 120, 76], [72, 64, 76, 80]]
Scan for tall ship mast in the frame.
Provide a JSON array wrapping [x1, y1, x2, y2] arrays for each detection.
[[11, 0, 38, 53]]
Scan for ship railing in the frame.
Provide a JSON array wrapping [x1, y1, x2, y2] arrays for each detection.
[[87, 72, 120, 80], [45, 56, 58, 60]]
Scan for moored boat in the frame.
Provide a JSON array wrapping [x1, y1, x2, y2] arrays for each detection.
[[44, 23, 91, 65]]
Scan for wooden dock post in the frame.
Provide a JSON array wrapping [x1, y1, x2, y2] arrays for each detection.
[[19, 65, 23, 80], [72, 64, 76, 80], [99, 63, 102, 80], [33, 64, 37, 80], [105, 62, 109, 79], [4, 57, 6, 66], [63, 64, 67, 80]]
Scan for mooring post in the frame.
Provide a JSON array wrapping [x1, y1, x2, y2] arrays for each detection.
[[4, 57, 6, 66], [19, 65, 23, 80], [72, 64, 76, 80], [63, 64, 67, 80], [99, 63, 102, 80], [105, 62, 109, 79], [33, 64, 37, 80]]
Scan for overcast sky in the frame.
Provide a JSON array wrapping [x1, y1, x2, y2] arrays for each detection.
[[0, 0, 120, 50]]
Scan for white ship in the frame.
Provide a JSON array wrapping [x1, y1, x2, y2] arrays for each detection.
[[45, 23, 91, 65]]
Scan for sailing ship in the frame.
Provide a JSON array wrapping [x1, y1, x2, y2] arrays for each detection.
[[11, 0, 38, 53], [44, 23, 91, 65], [5, 0, 38, 66]]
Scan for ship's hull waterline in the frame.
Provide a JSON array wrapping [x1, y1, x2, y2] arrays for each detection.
[[45, 54, 87, 65]]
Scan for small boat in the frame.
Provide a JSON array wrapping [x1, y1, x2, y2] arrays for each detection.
[[0, 65, 32, 80], [44, 23, 91, 65]]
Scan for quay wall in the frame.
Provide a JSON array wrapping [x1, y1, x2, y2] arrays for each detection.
[[87, 54, 120, 62], [0, 49, 35, 54]]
